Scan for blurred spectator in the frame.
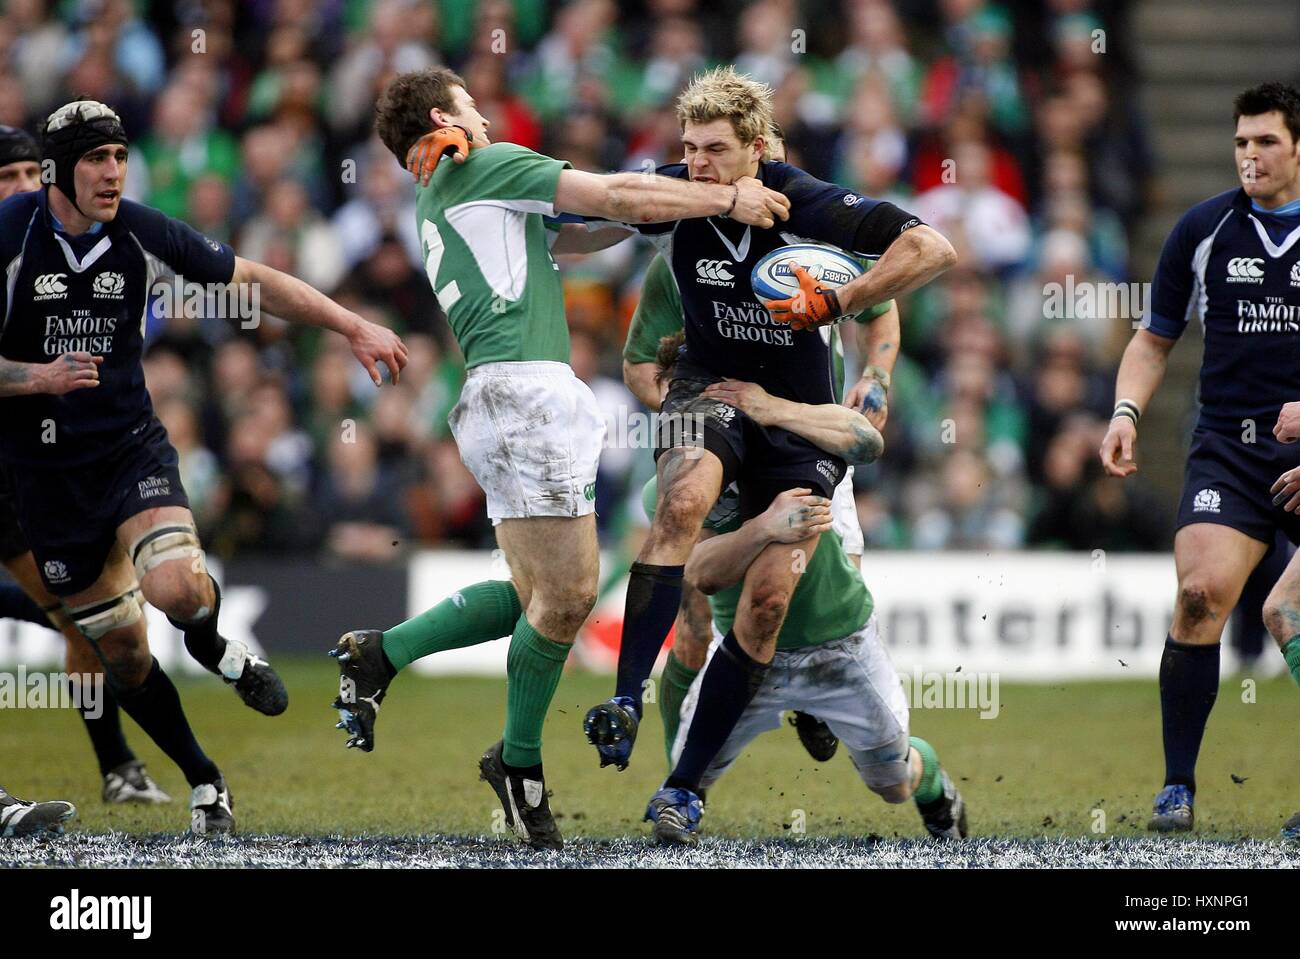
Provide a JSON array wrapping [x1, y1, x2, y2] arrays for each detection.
[[913, 139, 1031, 273], [519, 0, 617, 121], [332, 138, 422, 271], [156, 397, 224, 536], [920, 5, 1028, 137], [135, 83, 239, 219], [830, 0, 921, 124], [327, 0, 437, 139], [1028, 415, 1168, 550], [315, 423, 411, 562], [910, 447, 1026, 550], [1004, 227, 1131, 360], [461, 55, 542, 152], [238, 176, 347, 293], [2, 0, 68, 114]]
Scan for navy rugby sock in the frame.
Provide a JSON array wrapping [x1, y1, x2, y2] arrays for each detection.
[[114, 658, 220, 787], [666, 631, 768, 792], [167, 574, 226, 673], [1158, 636, 1219, 793], [615, 563, 684, 715], [78, 690, 135, 776]]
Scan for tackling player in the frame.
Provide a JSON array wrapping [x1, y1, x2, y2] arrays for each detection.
[[0, 124, 167, 806], [637, 337, 963, 844], [332, 66, 790, 851], [1099, 82, 1300, 834], [584, 67, 954, 779], [640, 475, 966, 845], [0, 99, 408, 834]]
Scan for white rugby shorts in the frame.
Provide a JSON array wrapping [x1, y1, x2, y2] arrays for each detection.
[[448, 361, 605, 523]]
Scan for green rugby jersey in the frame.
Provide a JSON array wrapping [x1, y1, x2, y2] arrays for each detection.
[[415, 142, 573, 367], [641, 478, 873, 650]]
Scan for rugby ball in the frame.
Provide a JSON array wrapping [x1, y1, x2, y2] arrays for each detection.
[[750, 243, 864, 303]]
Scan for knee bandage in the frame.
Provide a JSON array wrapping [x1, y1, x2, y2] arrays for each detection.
[[66, 587, 143, 641], [129, 523, 203, 582]]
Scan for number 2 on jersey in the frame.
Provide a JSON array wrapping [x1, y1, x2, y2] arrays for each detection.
[[421, 218, 462, 311]]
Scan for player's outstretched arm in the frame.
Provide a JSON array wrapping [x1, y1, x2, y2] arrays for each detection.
[[0, 353, 102, 397], [686, 488, 832, 595], [843, 302, 900, 429], [554, 169, 790, 228], [835, 225, 956, 317], [702, 379, 883, 466], [1099, 328, 1176, 477], [230, 257, 409, 387]]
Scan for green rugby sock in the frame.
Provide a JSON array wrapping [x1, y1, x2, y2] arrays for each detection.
[[502, 617, 572, 769], [381, 580, 522, 672], [659, 651, 700, 766], [910, 736, 943, 805], [1283, 636, 1300, 688]]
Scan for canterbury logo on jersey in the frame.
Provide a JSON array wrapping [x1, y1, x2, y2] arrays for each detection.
[[33, 273, 68, 299], [696, 258, 735, 286], [1226, 257, 1265, 283]]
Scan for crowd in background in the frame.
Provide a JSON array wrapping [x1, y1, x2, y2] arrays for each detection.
[[0, 0, 1173, 562]]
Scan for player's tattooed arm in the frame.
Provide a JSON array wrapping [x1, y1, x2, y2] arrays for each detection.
[[702, 380, 883, 465], [835, 225, 956, 316], [554, 169, 790, 227], [843, 302, 900, 429], [686, 489, 831, 594], [0, 352, 102, 397], [1099, 329, 1176, 477], [230, 257, 408, 387]]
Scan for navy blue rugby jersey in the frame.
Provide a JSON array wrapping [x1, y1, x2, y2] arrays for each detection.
[[628, 160, 921, 405], [1147, 188, 1300, 432], [0, 189, 235, 466]]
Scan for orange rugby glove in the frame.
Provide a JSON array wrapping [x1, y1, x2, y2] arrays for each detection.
[[763, 264, 843, 331], [405, 125, 473, 185]]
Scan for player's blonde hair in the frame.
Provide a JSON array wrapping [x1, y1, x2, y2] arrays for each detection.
[[676, 66, 774, 150]]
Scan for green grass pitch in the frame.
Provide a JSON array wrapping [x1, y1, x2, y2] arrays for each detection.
[[2, 658, 1295, 841]]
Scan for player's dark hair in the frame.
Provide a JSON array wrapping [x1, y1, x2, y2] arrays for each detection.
[[1233, 82, 1300, 144], [654, 331, 685, 385], [375, 67, 467, 163]]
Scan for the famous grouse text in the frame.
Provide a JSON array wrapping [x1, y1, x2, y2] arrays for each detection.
[[44, 310, 117, 355]]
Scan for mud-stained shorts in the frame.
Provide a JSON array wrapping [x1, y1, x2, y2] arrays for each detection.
[[449, 361, 606, 524], [673, 614, 911, 791]]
